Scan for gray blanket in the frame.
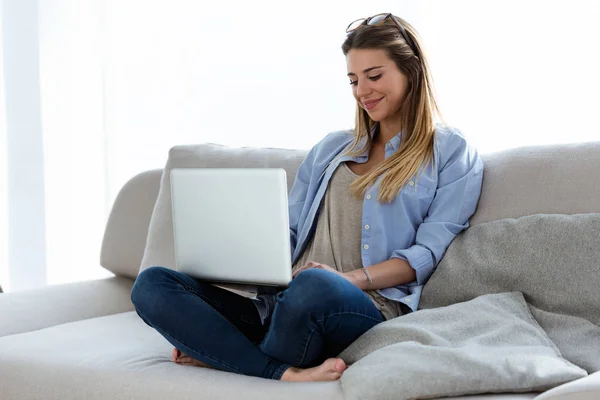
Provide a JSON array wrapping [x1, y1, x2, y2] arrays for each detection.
[[338, 292, 586, 400], [338, 213, 600, 400], [420, 213, 600, 373]]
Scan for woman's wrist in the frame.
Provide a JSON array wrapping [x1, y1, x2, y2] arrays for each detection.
[[344, 269, 370, 290]]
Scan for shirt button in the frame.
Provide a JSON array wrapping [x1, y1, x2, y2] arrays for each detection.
[[363, 244, 369, 250], [366, 194, 372, 200], [404, 298, 411, 303], [387, 143, 393, 148], [408, 180, 415, 186], [364, 224, 370, 230]]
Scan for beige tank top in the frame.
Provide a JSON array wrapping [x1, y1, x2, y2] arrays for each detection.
[[291, 162, 404, 320]]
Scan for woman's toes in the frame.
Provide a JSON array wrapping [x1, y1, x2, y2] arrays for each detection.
[[335, 359, 344, 372], [330, 358, 347, 373], [312, 358, 346, 380], [171, 347, 213, 368], [172, 348, 181, 362]]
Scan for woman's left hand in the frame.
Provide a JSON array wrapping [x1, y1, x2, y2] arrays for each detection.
[[292, 261, 350, 281]]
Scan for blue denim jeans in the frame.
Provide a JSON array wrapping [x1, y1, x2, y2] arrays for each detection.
[[130, 266, 385, 380]]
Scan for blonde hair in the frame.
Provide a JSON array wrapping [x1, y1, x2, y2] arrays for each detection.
[[341, 15, 441, 203]]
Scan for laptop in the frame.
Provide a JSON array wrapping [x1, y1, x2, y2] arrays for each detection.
[[169, 168, 292, 295]]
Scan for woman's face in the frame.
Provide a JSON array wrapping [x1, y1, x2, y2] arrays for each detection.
[[346, 48, 409, 124]]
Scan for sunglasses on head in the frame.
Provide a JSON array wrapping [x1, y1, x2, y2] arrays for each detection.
[[346, 13, 418, 56]]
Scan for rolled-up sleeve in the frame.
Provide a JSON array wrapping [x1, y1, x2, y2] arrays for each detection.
[[390, 133, 484, 285]]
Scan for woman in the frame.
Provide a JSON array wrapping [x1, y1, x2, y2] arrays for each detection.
[[130, 13, 484, 382]]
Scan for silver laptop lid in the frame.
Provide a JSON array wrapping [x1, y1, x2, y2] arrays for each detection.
[[170, 168, 292, 287]]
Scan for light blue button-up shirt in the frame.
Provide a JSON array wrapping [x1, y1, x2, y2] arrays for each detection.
[[287, 124, 484, 312]]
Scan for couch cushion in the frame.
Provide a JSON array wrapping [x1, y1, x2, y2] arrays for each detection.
[[420, 213, 600, 373], [0, 311, 543, 400], [0, 311, 343, 400], [471, 140, 600, 226], [339, 292, 587, 400], [139, 143, 308, 274], [534, 371, 600, 399]]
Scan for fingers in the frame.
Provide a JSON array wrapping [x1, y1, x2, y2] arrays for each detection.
[[292, 265, 309, 279], [292, 261, 321, 279], [292, 266, 304, 279]]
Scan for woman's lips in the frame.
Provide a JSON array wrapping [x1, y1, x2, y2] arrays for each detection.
[[363, 97, 383, 110]]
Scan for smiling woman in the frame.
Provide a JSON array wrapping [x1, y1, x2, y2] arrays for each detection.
[[130, 11, 484, 383]]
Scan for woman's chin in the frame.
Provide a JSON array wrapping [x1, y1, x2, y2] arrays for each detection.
[[365, 111, 385, 122]]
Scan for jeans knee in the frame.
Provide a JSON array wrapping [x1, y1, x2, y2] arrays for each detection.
[[130, 266, 170, 312], [285, 269, 346, 313]]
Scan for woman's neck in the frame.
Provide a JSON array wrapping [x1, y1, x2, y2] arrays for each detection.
[[374, 119, 402, 145]]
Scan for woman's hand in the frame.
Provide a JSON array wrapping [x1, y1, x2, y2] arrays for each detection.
[[292, 261, 350, 282]]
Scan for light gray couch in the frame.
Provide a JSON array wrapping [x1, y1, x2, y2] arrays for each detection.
[[0, 140, 599, 400]]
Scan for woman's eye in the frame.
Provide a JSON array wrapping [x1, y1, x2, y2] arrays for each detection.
[[349, 74, 381, 85]]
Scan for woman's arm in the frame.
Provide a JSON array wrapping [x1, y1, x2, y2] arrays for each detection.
[[388, 132, 484, 287], [344, 258, 415, 290], [288, 149, 317, 256]]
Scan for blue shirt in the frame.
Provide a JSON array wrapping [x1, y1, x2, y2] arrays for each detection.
[[252, 124, 483, 322]]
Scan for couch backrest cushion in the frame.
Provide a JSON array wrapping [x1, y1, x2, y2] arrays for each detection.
[[470, 140, 600, 225], [102, 139, 600, 279], [138, 144, 308, 273]]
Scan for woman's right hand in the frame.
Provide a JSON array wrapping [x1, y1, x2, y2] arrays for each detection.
[[292, 261, 322, 279], [292, 261, 349, 282]]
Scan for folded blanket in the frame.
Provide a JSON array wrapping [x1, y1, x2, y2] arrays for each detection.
[[420, 213, 600, 373], [338, 292, 586, 400]]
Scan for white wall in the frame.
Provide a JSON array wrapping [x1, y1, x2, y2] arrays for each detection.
[[421, 0, 600, 152], [1, 0, 47, 291], [102, 0, 427, 207], [38, 0, 113, 285], [102, 0, 600, 208], [0, 1, 7, 291]]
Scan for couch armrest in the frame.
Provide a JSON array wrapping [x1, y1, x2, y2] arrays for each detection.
[[534, 372, 600, 400], [100, 169, 162, 280], [0, 276, 134, 337]]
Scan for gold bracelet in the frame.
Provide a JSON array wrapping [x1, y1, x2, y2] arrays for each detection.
[[362, 267, 373, 284]]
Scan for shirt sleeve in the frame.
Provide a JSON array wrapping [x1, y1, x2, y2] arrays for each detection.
[[288, 146, 317, 257], [390, 131, 484, 285]]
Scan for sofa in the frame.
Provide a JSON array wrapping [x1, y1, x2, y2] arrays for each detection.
[[0, 138, 599, 400]]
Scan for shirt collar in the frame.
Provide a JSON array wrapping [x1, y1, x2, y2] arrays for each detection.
[[340, 123, 405, 163], [361, 123, 405, 152]]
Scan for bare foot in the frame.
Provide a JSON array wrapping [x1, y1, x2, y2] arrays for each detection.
[[172, 348, 213, 369], [280, 358, 349, 382]]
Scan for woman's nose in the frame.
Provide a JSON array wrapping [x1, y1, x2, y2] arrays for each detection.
[[356, 80, 371, 98]]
